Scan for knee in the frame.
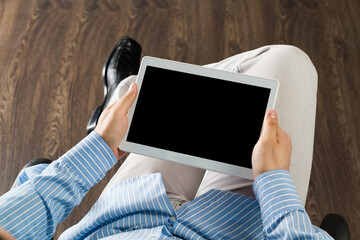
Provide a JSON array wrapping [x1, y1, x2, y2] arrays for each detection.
[[269, 45, 318, 87]]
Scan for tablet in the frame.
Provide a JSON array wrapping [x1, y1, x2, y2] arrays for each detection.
[[119, 56, 279, 179]]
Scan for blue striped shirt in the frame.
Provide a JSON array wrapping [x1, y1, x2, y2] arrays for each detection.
[[0, 132, 332, 239]]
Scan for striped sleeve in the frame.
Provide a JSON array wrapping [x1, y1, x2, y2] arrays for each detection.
[[253, 169, 333, 240], [0, 132, 117, 240]]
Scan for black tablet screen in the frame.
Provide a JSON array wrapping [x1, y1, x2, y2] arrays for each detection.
[[127, 66, 270, 169]]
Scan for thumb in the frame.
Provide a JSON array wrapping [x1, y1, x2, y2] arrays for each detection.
[[261, 109, 278, 141], [115, 82, 138, 115]]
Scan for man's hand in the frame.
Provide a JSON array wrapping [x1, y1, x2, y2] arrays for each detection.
[[94, 83, 137, 160], [0, 227, 16, 240], [251, 109, 292, 179]]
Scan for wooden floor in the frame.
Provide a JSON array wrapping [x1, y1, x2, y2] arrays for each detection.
[[0, 0, 359, 239]]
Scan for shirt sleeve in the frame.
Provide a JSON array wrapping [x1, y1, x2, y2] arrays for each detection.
[[0, 132, 117, 240], [253, 169, 334, 240]]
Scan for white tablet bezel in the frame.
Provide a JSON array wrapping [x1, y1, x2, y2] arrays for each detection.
[[119, 56, 279, 180]]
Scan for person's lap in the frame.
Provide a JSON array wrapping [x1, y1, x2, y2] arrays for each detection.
[[102, 45, 318, 206], [196, 45, 317, 203]]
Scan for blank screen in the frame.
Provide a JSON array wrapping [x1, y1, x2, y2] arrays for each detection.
[[127, 66, 270, 169]]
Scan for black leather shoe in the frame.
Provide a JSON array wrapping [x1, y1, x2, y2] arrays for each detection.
[[320, 214, 350, 240], [86, 36, 142, 134]]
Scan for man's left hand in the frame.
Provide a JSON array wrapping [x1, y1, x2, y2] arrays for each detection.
[[94, 83, 138, 159]]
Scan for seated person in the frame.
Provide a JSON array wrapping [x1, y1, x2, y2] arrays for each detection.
[[0, 37, 333, 239]]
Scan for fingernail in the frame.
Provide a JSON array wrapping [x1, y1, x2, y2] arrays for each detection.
[[269, 110, 277, 119], [129, 83, 135, 92]]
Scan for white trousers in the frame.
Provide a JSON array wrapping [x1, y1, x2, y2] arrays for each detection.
[[102, 45, 318, 205]]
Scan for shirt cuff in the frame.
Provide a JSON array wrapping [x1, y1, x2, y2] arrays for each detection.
[[253, 169, 304, 225], [62, 131, 118, 189]]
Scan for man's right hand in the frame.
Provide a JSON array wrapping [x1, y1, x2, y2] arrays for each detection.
[[251, 109, 292, 179]]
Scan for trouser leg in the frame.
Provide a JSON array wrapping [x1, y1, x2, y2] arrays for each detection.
[[195, 45, 318, 204]]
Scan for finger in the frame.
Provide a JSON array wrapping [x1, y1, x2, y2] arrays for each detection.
[[278, 127, 291, 145], [115, 83, 138, 115], [261, 109, 278, 141], [105, 99, 118, 110]]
